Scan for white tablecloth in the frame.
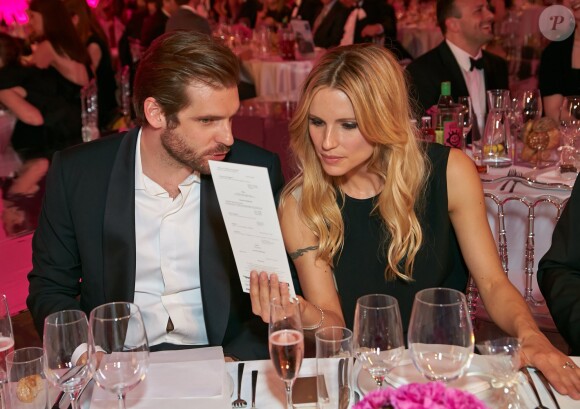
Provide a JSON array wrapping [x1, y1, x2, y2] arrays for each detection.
[[241, 58, 315, 101]]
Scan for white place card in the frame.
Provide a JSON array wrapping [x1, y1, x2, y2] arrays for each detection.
[[208, 160, 296, 297]]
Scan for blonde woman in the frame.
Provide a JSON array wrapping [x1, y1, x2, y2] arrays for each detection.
[[250, 44, 580, 398]]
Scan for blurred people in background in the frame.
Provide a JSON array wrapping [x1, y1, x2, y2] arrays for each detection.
[[165, 0, 212, 34], [235, 0, 261, 28], [538, 0, 580, 121], [311, 0, 350, 49], [256, 0, 293, 28], [406, 0, 508, 137], [64, 0, 119, 132], [141, 0, 172, 47]]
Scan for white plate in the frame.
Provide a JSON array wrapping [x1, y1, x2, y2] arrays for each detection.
[[357, 359, 491, 396]]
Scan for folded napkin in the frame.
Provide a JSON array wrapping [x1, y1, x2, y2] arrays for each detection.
[[90, 347, 230, 409]]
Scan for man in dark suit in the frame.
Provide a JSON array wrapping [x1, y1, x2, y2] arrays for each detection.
[[312, 0, 350, 49], [27, 31, 284, 361], [406, 0, 508, 135], [165, 0, 211, 35], [141, 0, 172, 47], [538, 181, 580, 355]]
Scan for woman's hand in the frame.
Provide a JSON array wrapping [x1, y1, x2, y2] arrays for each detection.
[[249, 271, 292, 323], [520, 332, 580, 399]]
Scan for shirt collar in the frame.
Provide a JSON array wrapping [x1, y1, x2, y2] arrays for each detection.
[[134, 129, 200, 196], [446, 39, 483, 72]]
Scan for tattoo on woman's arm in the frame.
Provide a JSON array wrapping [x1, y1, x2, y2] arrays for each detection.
[[289, 245, 318, 260]]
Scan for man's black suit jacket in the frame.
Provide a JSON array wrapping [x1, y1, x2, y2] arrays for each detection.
[[406, 41, 509, 116], [27, 128, 284, 360], [313, 1, 350, 49], [538, 181, 580, 355]]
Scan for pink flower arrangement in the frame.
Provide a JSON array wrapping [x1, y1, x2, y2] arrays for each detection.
[[354, 382, 488, 409]]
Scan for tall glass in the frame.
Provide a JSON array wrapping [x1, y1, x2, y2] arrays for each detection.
[[0, 295, 14, 409], [353, 294, 404, 389], [43, 310, 91, 409], [88, 302, 149, 409], [268, 297, 303, 409], [408, 288, 474, 383], [315, 327, 353, 408], [5, 348, 47, 409]]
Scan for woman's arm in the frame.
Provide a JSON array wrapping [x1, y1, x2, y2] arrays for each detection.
[[544, 94, 563, 122], [0, 88, 43, 126], [29, 40, 89, 87], [446, 149, 580, 398], [249, 193, 345, 330], [87, 42, 102, 75]]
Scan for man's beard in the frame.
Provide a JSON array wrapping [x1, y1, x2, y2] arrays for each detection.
[[160, 127, 230, 174]]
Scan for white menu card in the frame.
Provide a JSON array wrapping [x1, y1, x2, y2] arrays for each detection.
[[208, 160, 296, 297]]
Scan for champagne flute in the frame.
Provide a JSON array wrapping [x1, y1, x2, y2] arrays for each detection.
[[88, 302, 149, 409], [0, 295, 14, 409], [353, 294, 404, 388], [457, 96, 473, 145], [269, 297, 304, 409], [43, 310, 91, 409], [408, 288, 474, 383]]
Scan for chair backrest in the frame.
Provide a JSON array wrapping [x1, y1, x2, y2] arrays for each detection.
[[467, 186, 569, 331]]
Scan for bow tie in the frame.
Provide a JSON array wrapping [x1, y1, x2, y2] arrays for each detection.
[[469, 57, 484, 71]]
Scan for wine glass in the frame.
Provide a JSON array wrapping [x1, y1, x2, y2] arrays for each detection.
[[0, 294, 14, 409], [353, 294, 404, 389], [43, 310, 91, 409], [408, 288, 474, 383], [518, 89, 542, 124], [268, 297, 304, 409], [457, 96, 473, 146], [88, 302, 149, 409], [477, 337, 523, 408], [561, 95, 580, 122]]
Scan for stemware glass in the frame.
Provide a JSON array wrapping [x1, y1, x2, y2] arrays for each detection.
[[0, 295, 14, 409], [5, 347, 47, 409], [408, 288, 474, 383], [268, 297, 304, 409], [353, 294, 404, 389], [457, 96, 473, 146], [477, 337, 523, 408], [88, 302, 149, 409], [561, 95, 580, 122], [43, 310, 91, 409], [518, 89, 542, 124]]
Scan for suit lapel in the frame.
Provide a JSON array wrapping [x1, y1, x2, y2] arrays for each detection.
[[103, 129, 139, 303], [437, 42, 469, 98], [199, 174, 232, 345]]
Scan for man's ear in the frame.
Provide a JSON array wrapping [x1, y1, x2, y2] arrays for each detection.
[[143, 97, 166, 129], [445, 16, 460, 34]]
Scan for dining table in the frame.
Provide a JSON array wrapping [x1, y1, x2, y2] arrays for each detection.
[[65, 347, 580, 408]]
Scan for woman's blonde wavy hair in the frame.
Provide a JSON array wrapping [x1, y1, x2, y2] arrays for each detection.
[[281, 44, 429, 281]]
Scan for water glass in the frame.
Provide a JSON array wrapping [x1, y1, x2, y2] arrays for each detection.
[[353, 294, 404, 389], [5, 348, 47, 409], [89, 302, 149, 409], [0, 295, 14, 372], [559, 119, 580, 174], [43, 310, 91, 409], [269, 297, 303, 409], [278, 27, 295, 61], [408, 288, 474, 383], [315, 327, 353, 408]]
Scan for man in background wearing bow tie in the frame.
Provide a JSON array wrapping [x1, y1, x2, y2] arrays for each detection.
[[407, 0, 508, 139]]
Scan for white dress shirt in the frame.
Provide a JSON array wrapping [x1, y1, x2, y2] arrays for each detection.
[[446, 40, 486, 136], [133, 130, 209, 347]]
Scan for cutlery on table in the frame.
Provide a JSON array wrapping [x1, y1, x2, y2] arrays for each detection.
[[500, 169, 517, 191], [536, 370, 561, 409], [232, 362, 247, 408], [521, 367, 549, 409], [251, 370, 257, 408]]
